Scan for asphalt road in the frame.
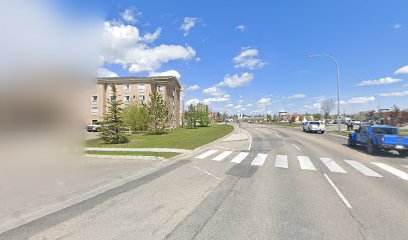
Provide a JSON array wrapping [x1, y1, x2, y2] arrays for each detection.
[[2, 123, 407, 240]]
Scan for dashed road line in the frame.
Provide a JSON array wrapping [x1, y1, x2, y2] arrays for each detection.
[[292, 144, 301, 151], [193, 166, 221, 180], [323, 173, 352, 209]]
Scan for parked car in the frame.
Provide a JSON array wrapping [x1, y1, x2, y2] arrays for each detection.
[[350, 120, 361, 126], [86, 123, 101, 132], [348, 125, 408, 156], [303, 121, 325, 134]]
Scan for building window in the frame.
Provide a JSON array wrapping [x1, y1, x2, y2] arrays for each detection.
[[139, 84, 145, 92], [139, 95, 145, 103], [91, 106, 98, 115], [92, 119, 98, 124], [157, 85, 163, 93], [124, 96, 130, 104], [124, 84, 130, 92], [91, 95, 98, 104], [110, 96, 116, 102]]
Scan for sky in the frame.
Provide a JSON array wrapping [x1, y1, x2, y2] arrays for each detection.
[[51, 1, 408, 115]]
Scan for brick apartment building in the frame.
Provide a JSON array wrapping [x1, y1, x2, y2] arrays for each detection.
[[86, 76, 181, 128]]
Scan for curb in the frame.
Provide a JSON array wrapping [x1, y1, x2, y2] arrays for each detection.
[[84, 154, 165, 160]]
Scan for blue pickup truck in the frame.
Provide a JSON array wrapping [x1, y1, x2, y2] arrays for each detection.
[[348, 125, 408, 156]]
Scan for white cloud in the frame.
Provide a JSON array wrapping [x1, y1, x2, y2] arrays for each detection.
[[305, 103, 321, 109], [184, 85, 200, 91], [120, 8, 140, 24], [238, 99, 244, 104], [344, 96, 376, 104], [393, 24, 402, 30], [149, 69, 181, 79], [357, 77, 402, 86], [257, 97, 271, 105], [246, 103, 253, 107], [186, 98, 200, 105], [218, 72, 254, 88], [180, 17, 198, 36], [97, 67, 118, 77], [100, 21, 196, 74], [203, 95, 230, 105], [395, 65, 408, 75], [285, 94, 307, 99], [234, 105, 242, 109], [225, 103, 234, 108], [379, 91, 408, 97], [203, 86, 224, 96], [233, 48, 267, 70], [235, 25, 246, 32]]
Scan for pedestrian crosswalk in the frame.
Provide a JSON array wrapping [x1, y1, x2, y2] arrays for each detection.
[[194, 149, 408, 181]]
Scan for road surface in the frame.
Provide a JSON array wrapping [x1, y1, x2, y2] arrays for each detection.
[[2, 123, 407, 240]]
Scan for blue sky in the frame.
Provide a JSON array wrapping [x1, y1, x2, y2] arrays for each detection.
[[70, 0, 408, 115]]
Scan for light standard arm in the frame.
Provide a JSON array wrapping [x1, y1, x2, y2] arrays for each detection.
[[307, 54, 341, 132]]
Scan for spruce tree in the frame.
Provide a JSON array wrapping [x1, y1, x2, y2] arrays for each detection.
[[100, 84, 128, 143]]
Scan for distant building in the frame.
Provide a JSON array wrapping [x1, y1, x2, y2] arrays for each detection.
[[86, 76, 181, 127]]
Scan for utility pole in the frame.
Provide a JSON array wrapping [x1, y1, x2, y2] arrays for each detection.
[[307, 54, 341, 132]]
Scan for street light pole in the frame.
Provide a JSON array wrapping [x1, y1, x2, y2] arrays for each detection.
[[307, 54, 341, 132]]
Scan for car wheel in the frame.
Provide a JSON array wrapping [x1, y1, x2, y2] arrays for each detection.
[[321, 131, 325, 134], [303, 128, 305, 132], [367, 140, 377, 155], [348, 136, 355, 147], [398, 150, 408, 157]]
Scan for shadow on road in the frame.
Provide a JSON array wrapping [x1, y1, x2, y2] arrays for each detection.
[[342, 144, 406, 159]]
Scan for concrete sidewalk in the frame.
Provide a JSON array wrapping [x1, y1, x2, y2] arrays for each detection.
[[85, 147, 191, 153]]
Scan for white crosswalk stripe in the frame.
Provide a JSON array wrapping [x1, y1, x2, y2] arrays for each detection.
[[297, 156, 316, 170], [320, 158, 347, 173], [195, 150, 218, 159], [230, 152, 249, 163], [212, 151, 233, 161], [372, 162, 408, 181], [345, 160, 382, 177], [251, 153, 268, 166], [275, 155, 288, 168]]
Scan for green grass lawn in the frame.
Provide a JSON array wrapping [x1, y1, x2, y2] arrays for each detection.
[[399, 128, 408, 136], [268, 122, 303, 128], [86, 124, 234, 150], [85, 151, 180, 159]]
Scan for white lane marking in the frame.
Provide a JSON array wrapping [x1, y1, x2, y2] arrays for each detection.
[[297, 156, 316, 170], [403, 165, 408, 170], [193, 166, 221, 180], [251, 153, 268, 166], [212, 151, 233, 161], [248, 131, 252, 151], [344, 160, 382, 177], [320, 158, 347, 173], [323, 174, 352, 209], [195, 150, 218, 159], [230, 152, 249, 163], [371, 162, 408, 181], [275, 155, 288, 168], [292, 144, 301, 150]]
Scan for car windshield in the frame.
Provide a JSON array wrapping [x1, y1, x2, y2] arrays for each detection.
[[372, 127, 398, 135], [310, 122, 320, 125]]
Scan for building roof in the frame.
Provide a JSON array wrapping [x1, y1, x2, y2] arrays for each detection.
[[97, 76, 181, 89]]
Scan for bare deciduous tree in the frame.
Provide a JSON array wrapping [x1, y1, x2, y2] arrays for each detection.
[[320, 99, 335, 119]]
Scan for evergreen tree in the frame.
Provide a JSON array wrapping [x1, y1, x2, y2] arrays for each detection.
[[100, 84, 128, 144], [147, 90, 169, 134]]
